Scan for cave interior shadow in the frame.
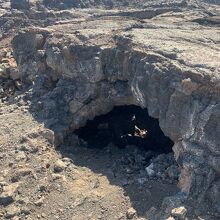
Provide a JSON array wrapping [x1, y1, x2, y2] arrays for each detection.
[[57, 105, 179, 217]]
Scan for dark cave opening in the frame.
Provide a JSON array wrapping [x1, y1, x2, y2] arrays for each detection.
[[60, 105, 179, 216], [74, 105, 174, 154]]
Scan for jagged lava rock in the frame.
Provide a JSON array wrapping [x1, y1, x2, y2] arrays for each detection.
[[12, 8, 220, 215]]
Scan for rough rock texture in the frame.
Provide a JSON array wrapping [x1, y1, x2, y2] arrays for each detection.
[[11, 3, 220, 216], [42, 0, 188, 9], [0, 0, 219, 219], [11, 0, 30, 10], [0, 103, 180, 219]]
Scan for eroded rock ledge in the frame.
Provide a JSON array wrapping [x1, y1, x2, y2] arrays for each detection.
[[12, 14, 220, 214]]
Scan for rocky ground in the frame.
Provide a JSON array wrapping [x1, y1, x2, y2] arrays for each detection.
[[0, 104, 215, 219], [0, 0, 220, 220], [0, 102, 182, 220]]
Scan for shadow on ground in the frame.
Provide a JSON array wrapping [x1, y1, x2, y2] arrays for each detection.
[[57, 138, 179, 218], [30, 99, 180, 217]]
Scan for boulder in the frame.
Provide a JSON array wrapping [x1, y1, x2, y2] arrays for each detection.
[[171, 206, 187, 220]]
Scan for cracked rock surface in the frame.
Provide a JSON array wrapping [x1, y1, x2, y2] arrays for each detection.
[[0, 0, 220, 219]]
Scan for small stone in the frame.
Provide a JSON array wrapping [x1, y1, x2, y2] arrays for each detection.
[[0, 181, 8, 186], [15, 80, 23, 91], [41, 213, 46, 218], [126, 207, 136, 219], [52, 173, 63, 180], [171, 206, 187, 219], [0, 64, 9, 79], [1, 169, 9, 178], [58, 208, 64, 213], [1, 59, 9, 64], [54, 159, 67, 173], [20, 206, 31, 215], [5, 205, 20, 219], [15, 151, 27, 162], [35, 34, 45, 49], [40, 129, 55, 144], [17, 145, 38, 153], [73, 196, 86, 207], [0, 183, 19, 206], [9, 68, 20, 80], [38, 183, 47, 192], [11, 168, 33, 182], [117, 213, 124, 219], [62, 157, 72, 166], [125, 167, 133, 174], [6, 51, 12, 57], [91, 178, 100, 189], [34, 196, 45, 206], [36, 49, 45, 59], [145, 163, 155, 177], [62, 46, 71, 59]]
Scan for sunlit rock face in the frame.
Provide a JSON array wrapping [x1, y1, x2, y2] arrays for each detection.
[[12, 9, 220, 214]]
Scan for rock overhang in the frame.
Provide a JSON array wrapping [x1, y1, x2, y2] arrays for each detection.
[[12, 17, 220, 141], [11, 12, 220, 213]]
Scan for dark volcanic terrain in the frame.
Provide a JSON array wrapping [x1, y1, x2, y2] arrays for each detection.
[[0, 1, 220, 220]]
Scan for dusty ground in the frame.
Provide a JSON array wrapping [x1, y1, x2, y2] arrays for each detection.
[[0, 93, 216, 219], [0, 100, 180, 220]]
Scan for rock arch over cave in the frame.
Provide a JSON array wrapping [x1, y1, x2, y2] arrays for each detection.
[[70, 104, 179, 186], [61, 105, 180, 216], [12, 29, 220, 216]]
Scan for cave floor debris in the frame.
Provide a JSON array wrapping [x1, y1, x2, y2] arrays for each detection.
[[0, 102, 180, 219], [1, 0, 220, 219]]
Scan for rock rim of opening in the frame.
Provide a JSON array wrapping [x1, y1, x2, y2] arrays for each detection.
[[11, 10, 220, 215]]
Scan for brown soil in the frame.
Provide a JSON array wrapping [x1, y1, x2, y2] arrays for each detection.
[[0, 102, 179, 220]]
